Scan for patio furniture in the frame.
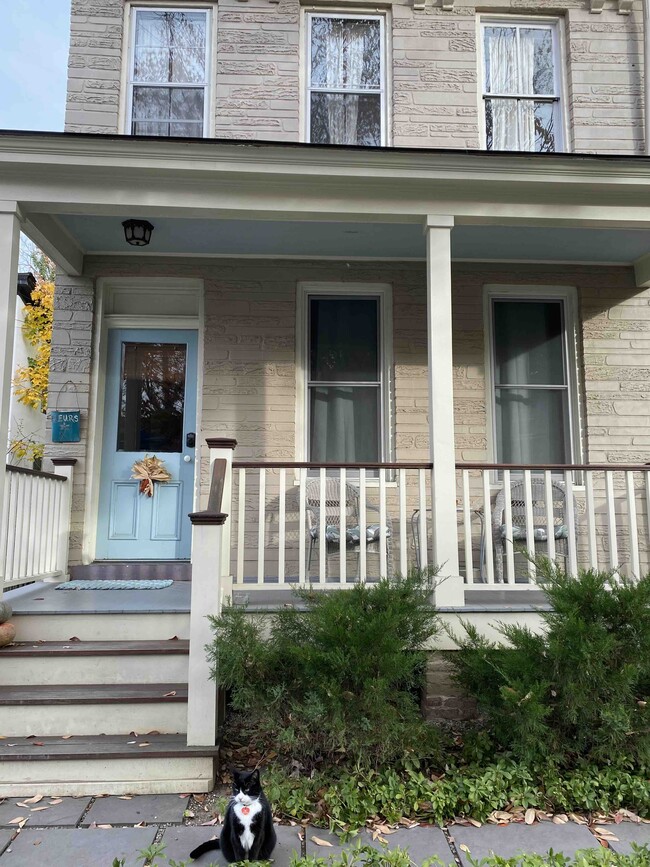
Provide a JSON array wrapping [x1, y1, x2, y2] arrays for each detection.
[[491, 477, 574, 582], [411, 507, 486, 581], [305, 477, 393, 580]]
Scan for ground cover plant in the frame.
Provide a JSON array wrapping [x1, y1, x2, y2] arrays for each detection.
[[449, 564, 650, 769], [207, 569, 442, 769]]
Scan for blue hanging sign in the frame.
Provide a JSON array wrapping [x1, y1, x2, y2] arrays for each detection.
[[51, 381, 81, 443]]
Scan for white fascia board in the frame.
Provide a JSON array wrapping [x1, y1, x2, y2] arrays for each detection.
[[23, 213, 84, 276]]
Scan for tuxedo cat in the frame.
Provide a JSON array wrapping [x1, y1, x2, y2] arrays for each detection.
[[190, 768, 277, 862]]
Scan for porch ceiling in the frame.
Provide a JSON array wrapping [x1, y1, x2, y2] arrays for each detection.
[[57, 213, 650, 264]]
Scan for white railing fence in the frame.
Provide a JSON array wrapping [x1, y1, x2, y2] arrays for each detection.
[[1, 463, 74, 590], [457, 464, 650, 585]]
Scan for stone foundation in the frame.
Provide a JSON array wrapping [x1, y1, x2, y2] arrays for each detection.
[[422, 652, 477, 723]]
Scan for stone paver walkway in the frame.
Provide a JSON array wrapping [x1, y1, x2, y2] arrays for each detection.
[[0, 793, 647, 866]]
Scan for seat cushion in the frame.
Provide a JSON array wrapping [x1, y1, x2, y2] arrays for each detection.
[[500, 523, 569, 542], [310, 524, 391, 545]]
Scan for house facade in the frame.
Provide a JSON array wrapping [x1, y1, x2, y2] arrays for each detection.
[[1, 0, 650, 794]]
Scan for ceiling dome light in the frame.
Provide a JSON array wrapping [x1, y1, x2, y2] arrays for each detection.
[[122, 219, 154, 247]]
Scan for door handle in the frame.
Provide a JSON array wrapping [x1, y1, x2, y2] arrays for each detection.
[[186, 432, 196, 448], [183, 455, 192, 463]]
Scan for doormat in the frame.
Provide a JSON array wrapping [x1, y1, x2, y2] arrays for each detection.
[[56, 579, 174, 591]]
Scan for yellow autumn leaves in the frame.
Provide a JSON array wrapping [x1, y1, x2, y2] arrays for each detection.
[[13, 280, 54, 413]]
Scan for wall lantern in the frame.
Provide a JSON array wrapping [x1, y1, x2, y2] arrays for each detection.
[[122, 219, 154, 247]]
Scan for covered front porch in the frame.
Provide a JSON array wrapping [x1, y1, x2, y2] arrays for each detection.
[[2, 133, 650, 768]]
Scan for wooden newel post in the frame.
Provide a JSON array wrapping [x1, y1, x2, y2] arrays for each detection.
[[186, 457, 229, 746], [206, 438, 236, 598], [50, 458, 77, 582]]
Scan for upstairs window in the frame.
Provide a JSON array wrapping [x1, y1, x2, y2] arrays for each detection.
[[128, 8, 209, 137], [307, 13, 386, 147], [481, 20, 563, 152]]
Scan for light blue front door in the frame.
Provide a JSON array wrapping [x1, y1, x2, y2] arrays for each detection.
[[96, 329, 198, 560]]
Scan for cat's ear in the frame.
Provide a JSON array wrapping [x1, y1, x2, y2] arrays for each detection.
[[250, 768, 260, 782], [232, 768, 241, 783]]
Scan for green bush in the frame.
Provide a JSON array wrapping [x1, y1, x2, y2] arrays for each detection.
[[449, 565, 650, 768], [207, 570, 442, 768], [463, 848, 650, 867]]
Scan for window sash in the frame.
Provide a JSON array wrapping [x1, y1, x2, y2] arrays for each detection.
[[480, 19, 563, 152], [306, 12, 386, 146], [128, 7, 210, 138], [489, 296, 574, 465], [306, 294, 385, 464]]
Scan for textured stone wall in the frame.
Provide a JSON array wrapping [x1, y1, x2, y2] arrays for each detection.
[[65, 0, 644, 154], [422, 652, 477, 723], [44, 274, 96, 567], [51, 257, 650, 565]]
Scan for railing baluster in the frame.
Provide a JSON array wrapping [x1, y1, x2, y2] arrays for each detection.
[[418, 468, 428, 570], [544, 470, 556, 564], [5, 473, 19, 584], [626, 470, 640, 579], [564, 470, 578, 577], [257, 469, 265, 585], [17, 473, 30, 580], [523, 470, 535, 583], [339, 468, 346, 584], [503, 469, 515, 585], [359, 468, 367, 583], [462, 469, 473, 584], [298, 468, 306, 585], [585, 470, 598, 571], [398, 468, 407, 577], [236, 468, 246, 584], [482, 470, 494, 584], [278, 468, 286, 585], [379, 468, 387, 578], [605, 470, 618, 572], [0, 471, 10, 584], [318, 467, 326, 583]]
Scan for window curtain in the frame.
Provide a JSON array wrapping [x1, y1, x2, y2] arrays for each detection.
[[324, 22, 365, 145], [486, 28, 537, 151]]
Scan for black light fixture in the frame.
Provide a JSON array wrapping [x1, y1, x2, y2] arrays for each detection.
[[122, 219, 154, 247]]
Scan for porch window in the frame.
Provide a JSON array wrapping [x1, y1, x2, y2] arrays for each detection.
[[481, 19, 563, 152], [307, 13, 385, 146], [128, 8, 209, 137], [307, 295, 385, 464], [490, 297, 574, 465]]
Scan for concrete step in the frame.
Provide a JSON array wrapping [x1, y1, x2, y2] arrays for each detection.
[[0, 640, 190, 685], [0, 734, 218, 797], [0, 683, 189, 737]]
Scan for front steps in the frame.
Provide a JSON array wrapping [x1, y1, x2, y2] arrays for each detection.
[[0, 735, 219, 797], [0, 581, 218, 796]]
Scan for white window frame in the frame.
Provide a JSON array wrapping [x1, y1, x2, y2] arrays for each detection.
[[478, 16, 565, 153], [305, 12, 387, 147], [125, 4, 212, 138], [484, 285, 582, 469], [296, 283, 393, 466]]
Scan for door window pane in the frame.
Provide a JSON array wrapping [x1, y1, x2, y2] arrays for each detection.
[[117, 343, 187, 453]]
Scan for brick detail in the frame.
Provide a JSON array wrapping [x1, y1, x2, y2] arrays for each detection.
[[422, 652, 477, 723]]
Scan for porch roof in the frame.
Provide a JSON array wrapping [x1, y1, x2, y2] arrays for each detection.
[[2, 130, 650, 279]]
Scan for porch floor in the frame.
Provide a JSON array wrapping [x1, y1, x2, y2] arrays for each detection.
[[4, 581, 191, 615]]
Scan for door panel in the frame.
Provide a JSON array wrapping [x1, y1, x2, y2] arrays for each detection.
[[96, 329, 198, 560]]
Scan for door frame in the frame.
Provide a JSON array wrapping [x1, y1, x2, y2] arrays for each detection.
[[83, 277, 204, 564]]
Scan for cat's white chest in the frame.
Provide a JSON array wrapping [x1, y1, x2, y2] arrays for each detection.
[[234, 799, 262, 851]]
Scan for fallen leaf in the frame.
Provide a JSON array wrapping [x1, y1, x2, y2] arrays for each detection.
[[118, 796, 133, 801], [311, 837, 334, 848], [135, 821, 146, 828], [552, 815, 568, 825], [30, 807, 50, 813], [146, 730, 161, 736], [68, 637, 81, 642], [460, 844, 471, 853], [138, 743, 150, 747], [48, 800, 63, 805], [32, 743, 44, 748], [163, 691, 177, 697], [201, 819, 219, 826], [8, 817, 26, 825], [97, 824, 113, 829], [23, 795, 43, 804], [569, 813, 587, 825], [525, 809, 536, 825], [467, 819, 482, 828], [61, 736, 73, 740], [127, 741, 136, 745], [184, 811, 196, 819], [594, 829, 619, 841]]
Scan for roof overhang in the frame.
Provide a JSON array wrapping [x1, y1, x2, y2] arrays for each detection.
[[2, 131, 650, 278]]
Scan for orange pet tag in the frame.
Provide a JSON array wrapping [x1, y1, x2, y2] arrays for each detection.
[[241, 806, 251, 815]]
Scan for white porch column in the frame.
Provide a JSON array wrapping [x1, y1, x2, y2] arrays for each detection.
[[424, 215, 464, 607], [0, 205, 21, 592], [50, 458, 77, 582]]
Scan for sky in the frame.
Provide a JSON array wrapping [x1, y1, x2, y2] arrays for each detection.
[[0, 0, 71, 131]]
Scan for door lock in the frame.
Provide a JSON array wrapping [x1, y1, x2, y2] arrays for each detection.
[[186, 432, 196, 448]]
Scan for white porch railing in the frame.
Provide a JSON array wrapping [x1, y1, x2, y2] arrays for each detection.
[[457, 463, 650, 585], [224, 459, 650, 588], [1, 462, 74, 590]]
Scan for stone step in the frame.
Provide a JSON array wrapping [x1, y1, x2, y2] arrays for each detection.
[[0, 640, 190, 686]]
